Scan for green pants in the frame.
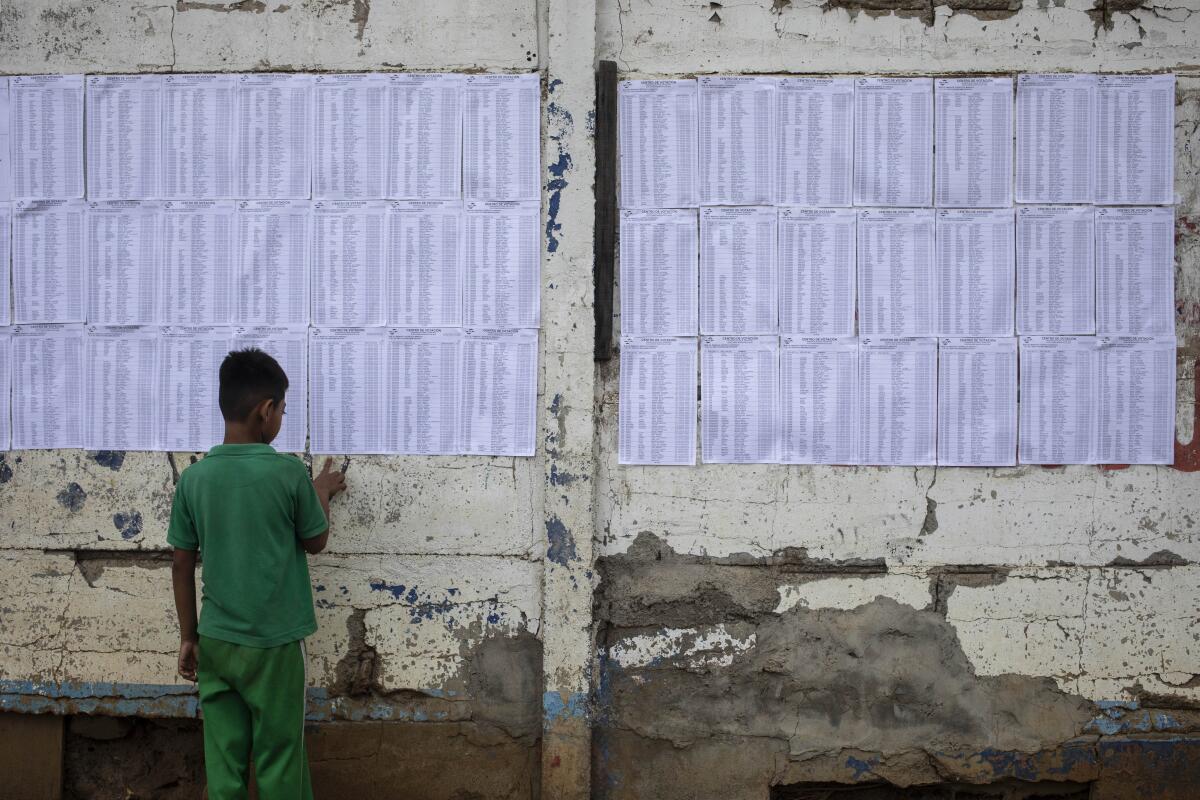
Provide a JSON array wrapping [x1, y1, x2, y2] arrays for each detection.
[[197, 635, 313, 800]]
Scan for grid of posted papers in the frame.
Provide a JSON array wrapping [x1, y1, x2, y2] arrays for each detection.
[[0, 72, 542, 456], [617, 74, 1177, 466]]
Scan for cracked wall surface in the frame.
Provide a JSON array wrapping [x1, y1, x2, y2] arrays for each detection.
[[2, 0, 1200, 796], [0, 0, 569, 795], [590, 1, 1200, 797]]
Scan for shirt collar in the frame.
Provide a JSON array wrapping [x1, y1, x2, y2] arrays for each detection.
[[205, 443, 277, 456]]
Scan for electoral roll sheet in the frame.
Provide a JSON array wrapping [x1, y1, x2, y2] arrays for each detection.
[[0, 331, 10, 450], [700, 206, 777, 335], [312, 73, 389, 200], [160, 200, 236, 325], [387, 73, 463, 200], [310, 200, 387, 327], [936, 337, 1017, 466], [1016, 205, 1095, 335], [463, 74, 540, 202], [157, 326, 229, 453], [935, 77, 1013, 208], [85, 201, 160, 326], [701, 335, 780, 464], [234, 73, 312, 200], [619, 209, 699, 337], [386, 327, 462, 455], [229, 326, 307, 453], [619, 337, 698, 466], [84, 326, 158, 451], [12, 324, 84, 450], [859, 337, 937, 466], [1096, 74, 1174, 206], [162, 73, 236, 200], [1096, 335, 1176, 465], [86, 75, 162, 201], [780, 336, 859, 465], [857, 208, 935, 336], [778, 207, 856, 337], [618, 80, 699, 209], [1095, 206, 1174, 336], [853, 78, 933, 207], [775, 78, 854, 208], [459, 328, 538, 457], [235, 200, 310, 326], [386, 200, 464, 328], [698, 76, 776, 206], [463, 200, 540, 329], [1018, 335, 1099, 465], [308, 327, 388, 455], [935, 208, 1015, 336], [1016, 73, 1096, 204], [0, 78, 11, 201], [13, 200, 87, 324], [10, 75, 84, 200], [0, 205, 10, 326]]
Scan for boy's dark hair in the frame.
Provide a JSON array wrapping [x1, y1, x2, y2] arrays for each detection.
[[218, 348, 289, 421]]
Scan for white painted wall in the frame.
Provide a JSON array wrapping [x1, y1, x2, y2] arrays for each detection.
[[593, 0, 1200, 708], [0, 0, 551, 705], [0, 0, 1198, 776]]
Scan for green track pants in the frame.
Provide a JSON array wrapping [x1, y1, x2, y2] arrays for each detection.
[[197, 635, 313, 800]]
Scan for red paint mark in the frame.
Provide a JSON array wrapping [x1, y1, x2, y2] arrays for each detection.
[[1100, 463, 1130, 471], [1178, 215, 1198, 247], [551, 755, 561, 768], [1173, 359, 1200, 472], [1177, 300, 1200, 327]]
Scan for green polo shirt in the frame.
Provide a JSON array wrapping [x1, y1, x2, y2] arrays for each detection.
[[167, 444, 328, 648]]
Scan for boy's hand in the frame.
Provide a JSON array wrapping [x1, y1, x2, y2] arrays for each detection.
[[178, 639, 199, 682], [313, 458, 347, 502]]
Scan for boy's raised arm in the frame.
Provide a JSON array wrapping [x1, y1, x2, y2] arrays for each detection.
[[171, 548, 199, 682], [303, 458, 347, 555]]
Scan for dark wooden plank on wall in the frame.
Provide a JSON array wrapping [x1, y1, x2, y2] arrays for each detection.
[[594, 60, 618, 361]]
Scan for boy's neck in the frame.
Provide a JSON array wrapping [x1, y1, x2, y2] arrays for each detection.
[[223, 422, 269, 445]]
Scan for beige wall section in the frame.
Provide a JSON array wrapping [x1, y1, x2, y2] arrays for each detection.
[[0, 0, 539, 73], [593, 0, 1200, 717], [0, 0, 568, 773]]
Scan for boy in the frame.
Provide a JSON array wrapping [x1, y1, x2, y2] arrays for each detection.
[[169, 348, 347, 799]]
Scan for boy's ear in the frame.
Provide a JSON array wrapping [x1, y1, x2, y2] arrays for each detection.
[[255, 396, 278, 421]]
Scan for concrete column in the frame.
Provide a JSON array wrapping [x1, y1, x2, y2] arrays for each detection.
[[538, 0, 598, 797]]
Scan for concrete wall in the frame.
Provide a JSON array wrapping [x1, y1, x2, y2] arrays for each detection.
[[2, 0, 1200, 797], [0, 0, 598, 796], [593, 1, 1200, 797]]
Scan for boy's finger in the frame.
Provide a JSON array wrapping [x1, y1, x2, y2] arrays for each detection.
[[319, 458, 335, 476]]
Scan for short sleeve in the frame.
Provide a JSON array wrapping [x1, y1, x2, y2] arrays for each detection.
[[294, 465, 328, 540], [166, 481, 200, 551]]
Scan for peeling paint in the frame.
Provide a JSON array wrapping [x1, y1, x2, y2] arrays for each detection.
[[546, 516, 578, 565]]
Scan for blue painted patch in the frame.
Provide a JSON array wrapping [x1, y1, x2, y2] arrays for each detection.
[[549, 464, 582, 486], [546, 516, 578, 565], [56, 482, 87, 512], [549, 393, 563, 415], [89, 450, 126, 471], [1085, 702, 1182, 735], [369, 579, 407, 599], [545, 175, 567, 252], [315, 584, 326, 592], [845, 754, 878, 780], [487, 612, 501, 624], [1, 680, 468, 723], [543, 690, 588, 724], [547, 78, 563, 93], [0, 455, 13, 484], [113, 511, 143, 540]]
